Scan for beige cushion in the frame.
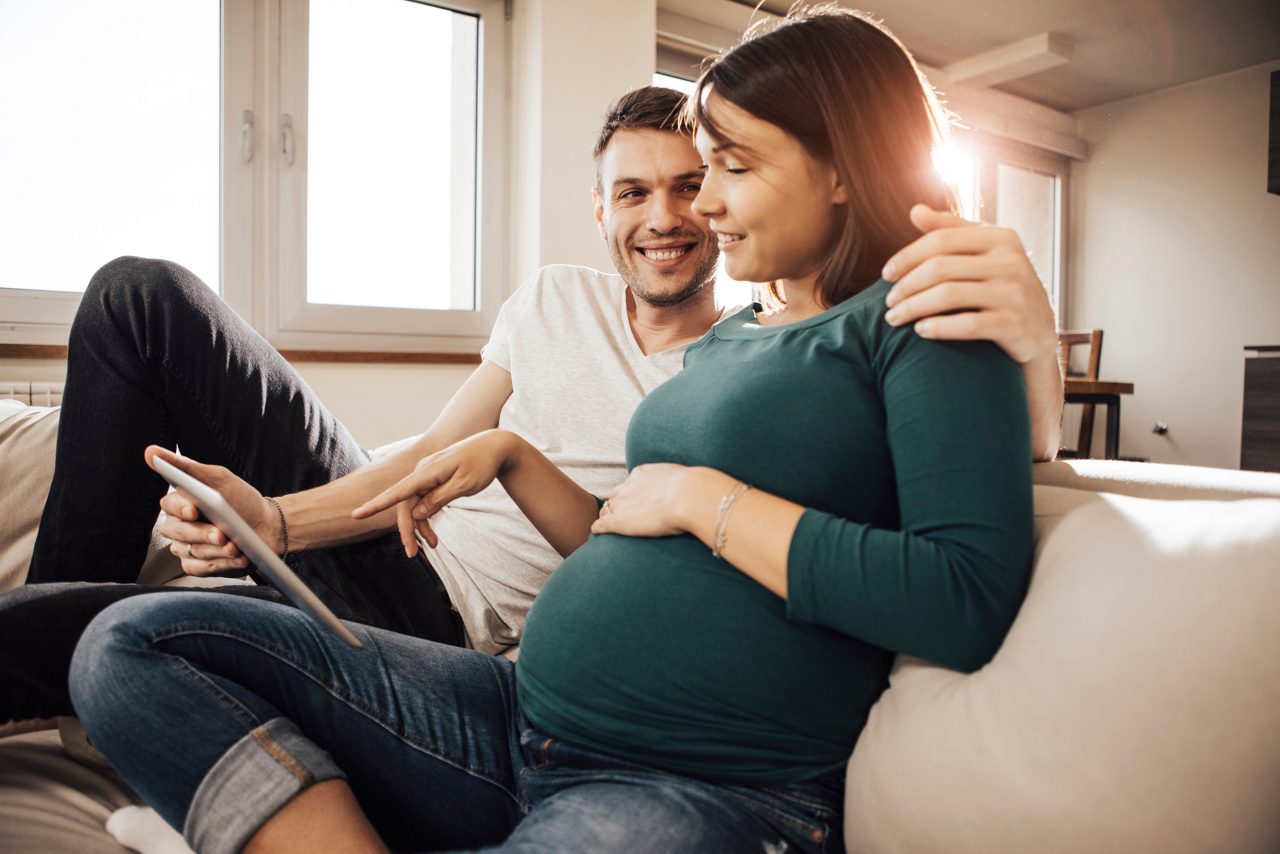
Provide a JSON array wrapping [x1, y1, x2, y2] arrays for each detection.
[[1033, 458, 1280, 502], [0, 401, 59, 592], [0, 401, 184, 590], [0, 729, 136, 854], [845, 485, 1280, 854]]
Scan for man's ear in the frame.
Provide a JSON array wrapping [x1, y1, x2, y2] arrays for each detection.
[[592, 186, 607, 241]]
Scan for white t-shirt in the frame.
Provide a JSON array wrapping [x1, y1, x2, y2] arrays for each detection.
[[427, 264, 694, 653]]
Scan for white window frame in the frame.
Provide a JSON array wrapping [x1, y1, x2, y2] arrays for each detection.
[[0, 0, 508, 354], [0, 290, 82, 347], [269, 0, 507, 352]]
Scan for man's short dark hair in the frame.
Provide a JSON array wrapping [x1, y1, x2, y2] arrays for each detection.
[[593, 86, 688, 185]]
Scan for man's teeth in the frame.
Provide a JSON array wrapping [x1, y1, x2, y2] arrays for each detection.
[[717, 233, 744, 245], [642, 246, 691, 261]]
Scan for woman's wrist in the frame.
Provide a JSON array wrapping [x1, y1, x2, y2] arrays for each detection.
[[675, 467, 737, 540]]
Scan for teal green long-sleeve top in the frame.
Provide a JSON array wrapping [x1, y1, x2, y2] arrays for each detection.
[[516, 279, 1034, 784]]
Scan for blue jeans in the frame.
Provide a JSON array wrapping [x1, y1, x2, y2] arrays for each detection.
[[70, 594, 845, 853]]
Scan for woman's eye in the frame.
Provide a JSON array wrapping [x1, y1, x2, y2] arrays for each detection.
[[726, 167, 749, 175]]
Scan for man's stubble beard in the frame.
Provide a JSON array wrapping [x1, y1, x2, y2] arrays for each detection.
[[613, 242, 721, 309]]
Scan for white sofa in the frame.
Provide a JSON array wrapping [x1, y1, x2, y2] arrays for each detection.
[[2, 400, 1279, 853]]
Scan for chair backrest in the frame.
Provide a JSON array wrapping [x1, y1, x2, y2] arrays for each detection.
[[1057, 329, 1104, 458], [1057, 329, 1103, 380]]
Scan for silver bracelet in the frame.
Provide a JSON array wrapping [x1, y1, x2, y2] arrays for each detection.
[[711, 481, 752, 559], [264, 496, 290, 563]]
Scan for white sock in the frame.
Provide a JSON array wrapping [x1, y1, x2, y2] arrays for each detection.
[[105, 806, 194, 854]]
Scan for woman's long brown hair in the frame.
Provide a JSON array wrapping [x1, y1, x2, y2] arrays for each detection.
[[690, 4, 958, 308]]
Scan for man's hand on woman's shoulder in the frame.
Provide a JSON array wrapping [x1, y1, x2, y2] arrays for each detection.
[[880, 204, 1058, 367]]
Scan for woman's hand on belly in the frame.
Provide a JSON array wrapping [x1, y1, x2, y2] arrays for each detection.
[[591, 464, 717, 539], [594, 465, 803, 601]]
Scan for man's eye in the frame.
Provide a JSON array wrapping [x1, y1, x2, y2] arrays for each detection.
[[680, 183, 702, 193], [618, 189, 644, 200]]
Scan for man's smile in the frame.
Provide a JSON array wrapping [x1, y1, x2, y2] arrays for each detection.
[[634, 241, 698, 266]]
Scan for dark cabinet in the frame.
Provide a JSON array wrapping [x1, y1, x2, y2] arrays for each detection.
[[1242, 347, 1280, 472]]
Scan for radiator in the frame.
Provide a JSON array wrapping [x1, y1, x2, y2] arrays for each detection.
[[0, 381, 64, 406]]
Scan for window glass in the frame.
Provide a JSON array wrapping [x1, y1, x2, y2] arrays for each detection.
[[306, 0, 478, 311], [996, 162, 1057, 300], [0, 1, 219, 293], [652, 72, 696, 96]]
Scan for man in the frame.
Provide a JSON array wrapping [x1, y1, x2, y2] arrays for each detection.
[[2, 86, 1060, 722]]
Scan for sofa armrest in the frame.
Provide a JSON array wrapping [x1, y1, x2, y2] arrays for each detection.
[[1033, 459, 1280, 502]]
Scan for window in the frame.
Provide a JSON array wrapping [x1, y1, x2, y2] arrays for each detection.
[[0, 1, 220, 342], [653, 72, 697, 96], [993, 161, 1060, 311], [0, 0, 507, 353], [964, 136, 1068, 319], [305, 1, 476, 312]]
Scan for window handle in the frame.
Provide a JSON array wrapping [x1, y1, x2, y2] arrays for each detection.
[[281, 114, 296, 166], [240, 110, 254, 164]]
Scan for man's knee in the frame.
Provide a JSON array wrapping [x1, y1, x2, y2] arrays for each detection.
[[76, 257, 211, 339]]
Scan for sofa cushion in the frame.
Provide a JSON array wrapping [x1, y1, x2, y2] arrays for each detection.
[[0, 729, 138, 853], [846, 484, 1280, 854], [0, 401, 59, 592], [0, 401, 186, 590]]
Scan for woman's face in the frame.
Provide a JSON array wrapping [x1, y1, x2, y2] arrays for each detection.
[[692, 93, 846, 289]]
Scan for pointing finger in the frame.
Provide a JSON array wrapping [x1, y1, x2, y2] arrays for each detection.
[[352, 468, 440, 519]]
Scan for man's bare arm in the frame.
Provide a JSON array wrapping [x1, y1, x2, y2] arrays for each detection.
[[157, 360, 514, 574], [1019, 350, 1064, 462], [277, 360, 515, 552]]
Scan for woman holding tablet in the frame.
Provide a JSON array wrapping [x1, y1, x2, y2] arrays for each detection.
[[69, 7, 1034, 852]]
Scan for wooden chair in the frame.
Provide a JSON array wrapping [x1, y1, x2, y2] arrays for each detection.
[[1058, 329, 1103, 458]]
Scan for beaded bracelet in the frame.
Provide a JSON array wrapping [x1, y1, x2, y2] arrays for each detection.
[[711, 481, 752, 559], [264, 495, 290, 563]]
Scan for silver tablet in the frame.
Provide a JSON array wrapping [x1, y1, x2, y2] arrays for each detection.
[[153, 457, 363, 649]]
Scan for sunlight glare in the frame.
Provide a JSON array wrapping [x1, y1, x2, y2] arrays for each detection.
[[933, 144, 978, 220]]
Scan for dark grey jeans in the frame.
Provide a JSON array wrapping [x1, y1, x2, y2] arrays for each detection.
[[4, 256, 463, 723]]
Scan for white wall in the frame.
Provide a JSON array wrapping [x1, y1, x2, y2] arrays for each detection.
[[0, 356, 473, 449], [1069, 61, 1280, 468], [290, 362, 476, 448], [509, 0, 657, 282]]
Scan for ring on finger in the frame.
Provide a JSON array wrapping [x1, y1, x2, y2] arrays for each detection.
[[601, 500, 612, 516], [187, 543, 196, 559]]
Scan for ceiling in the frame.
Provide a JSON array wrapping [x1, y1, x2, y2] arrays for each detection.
[[698, 0, 1280, 112]]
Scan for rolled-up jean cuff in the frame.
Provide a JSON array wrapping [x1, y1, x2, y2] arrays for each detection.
[[184, 717, 346, 854]]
